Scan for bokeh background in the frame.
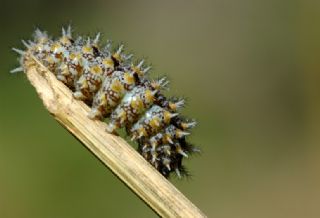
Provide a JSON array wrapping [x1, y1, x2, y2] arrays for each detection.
[[0, 0, 319, 217]]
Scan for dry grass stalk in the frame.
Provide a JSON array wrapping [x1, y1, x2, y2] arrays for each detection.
[[23, 54, 206, 218]]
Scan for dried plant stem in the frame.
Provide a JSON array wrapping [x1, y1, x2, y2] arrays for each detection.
[[23, 54, 206, 218]]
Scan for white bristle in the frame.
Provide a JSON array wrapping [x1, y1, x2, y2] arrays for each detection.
[[124, 53, 133, 60], [93, 32, 101, 44], [175, 168, 181, 178], [67, 25, 72, 37], [10, 67, 24, 74], [12, 48, 25, 55], [143, 66, 151, 73], [21, 40, 30, 49], [116, 44, 124, 54], [186, 121, 197, 129], [62, 27, 66, 36], [137, 60, 144, 68], [178, 150, 188, 158], [175, 99, 185, 108]]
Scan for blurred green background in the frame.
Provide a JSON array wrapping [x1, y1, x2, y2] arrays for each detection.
[[1, 0, 320, 217]]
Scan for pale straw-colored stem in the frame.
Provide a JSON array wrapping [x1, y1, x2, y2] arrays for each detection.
[[23, 54, 206, 218]]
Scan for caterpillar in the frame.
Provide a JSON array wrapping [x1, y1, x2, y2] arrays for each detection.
[[11, 26, 199, 178]]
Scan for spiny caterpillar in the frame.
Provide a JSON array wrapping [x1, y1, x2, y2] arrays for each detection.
[[12, 26, 200, 178]]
